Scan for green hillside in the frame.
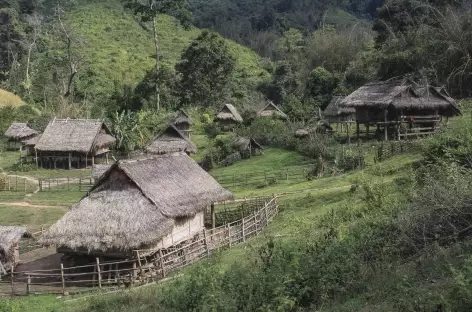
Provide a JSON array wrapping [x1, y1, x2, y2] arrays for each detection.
[[61, 0, 269, 102]]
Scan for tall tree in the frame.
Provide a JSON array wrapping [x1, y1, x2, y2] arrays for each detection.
[[123, 0, 191, 110], [175, 30, 236, 108]]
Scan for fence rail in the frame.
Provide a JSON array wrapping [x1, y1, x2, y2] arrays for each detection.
[[0, 196, 278, 296]]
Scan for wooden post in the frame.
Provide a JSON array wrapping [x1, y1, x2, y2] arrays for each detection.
[[39, 179, 42, 192], [107, 264, 112, 284], [253, 211, 258, 234], [10, 265, 14, 295], [106, 152, 109, 165], [211, 203, 216, 229], [35, 149, 38, 169], [68, 153, 72, 170], [242, 217, 246, 242], [92, 263, 96, 287], [60, 263, 66, 295], [26, 274, 31, 295], [366, 124, 370, 138], [356, 121, 360, 146], [96, 257, 102, 288], [159, 249, 166, 277], [79, 177, 82, 192], [203, 229, 210, 257], [85, 154, 88, 169], [384, 109, 388, 141], [92, 155, 95, 167], [264, 202, 269, 226], [135, 251, 143, 279]]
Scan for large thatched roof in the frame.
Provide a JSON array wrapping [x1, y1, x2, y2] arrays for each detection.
[[257, 101, 288, 119], [0, 226, 28, 258], [35, 119, 116, 153], [341, 80, 458, 112], [4, 123, 38, 140], [173, 109, 192, 126], [216, 104, 243, 122], [40, 153, 233, 252], [146, 125, 197, 154], [324, 96, 354, 117]]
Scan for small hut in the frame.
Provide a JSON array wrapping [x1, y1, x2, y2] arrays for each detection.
[[21, 133, 41, 158], [40, 153, 233, 260], [146, 124, 197, 155], [341, 80, 459, 140], [4, 123, 38, 150], [215, 104, 243, 128], [0, 226, 29, 273], [257, 101, 288, 120], [233, 137, 263, 158], [173, 109, 192, 138], [323, 96, 355, 131], [34, 119, 116, 169]]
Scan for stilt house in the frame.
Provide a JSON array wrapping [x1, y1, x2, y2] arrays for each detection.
[[215, 104, 243, 128], [4, 123, 38, 150], [34, 119, 116, 169], [0, 226, 29, 274], [257, 101, 288, 120], [40, 153, 233, 259], [173, 109, 192, 138], [324, 96, 355, 123], [146, 124, 197, 155], [340, 80, 460, 140]]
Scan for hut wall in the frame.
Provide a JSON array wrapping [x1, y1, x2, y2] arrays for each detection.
[[154, 212, 204, 249]]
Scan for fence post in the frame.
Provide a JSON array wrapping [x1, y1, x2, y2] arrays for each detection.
[[79, 178, 82, 192], [135, 250, 143, 279], [132, 262, 137, 284], [264, 202, 269, 226], [60, 263, 66, 295], [15, 176, 18, 192], [203, 229, 210, 257], [10, 265, 14, 295], [159, 249, 166, 277], [48, 179, 50, 191], [211, 203, 216, 229], [96, 257, 102, 288], [253, 211, 258, 234], [26, 274, 31, 295], [242, 217, 246, 242], [39, 179, 42, 192]]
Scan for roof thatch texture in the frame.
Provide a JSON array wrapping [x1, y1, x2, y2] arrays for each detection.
[[173, 109, 192, 125], [216, 104, 243, 122], [35, 119, 115, 153], [0, 226, 28, 259], [233, 137, 263, 152], [40, 153, 233, 252], [4, 123, 38, 140], [324, 96, 354, 117], [341, 80, 457, 111], [257, 101, 288, 119], [92, 164, 112, 180], [22, 134, 41, 146], [146, 125, 197, 154]]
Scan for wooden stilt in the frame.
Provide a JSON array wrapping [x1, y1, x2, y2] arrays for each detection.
[[68, 152, 72, 170], [356, 121, 360, 145], [35, 149, 38, 169]]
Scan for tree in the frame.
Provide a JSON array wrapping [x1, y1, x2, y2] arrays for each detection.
[[175, 30, 236, 108], [123, 0, 191, 110]]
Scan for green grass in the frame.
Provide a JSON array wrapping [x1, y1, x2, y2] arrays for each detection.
[[26, 191, 85, 206], [0, 205, 68, 231]]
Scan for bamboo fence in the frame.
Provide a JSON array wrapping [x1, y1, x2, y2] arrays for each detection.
[[0, 196, 278, 296]]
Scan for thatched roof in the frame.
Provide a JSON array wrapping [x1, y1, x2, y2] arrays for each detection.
[[215, 104, 243, 123], [4, 123, 38, 140], [257, 101, 288, 119], [0, 226, 28, 258], [341, 80, 457, 111], [40, 153, 233, 252], [92, 164, 112, 180], [233, 137, 263, 152], [35, 119, 116, 153], [146, 125, 197, 154], [22, 134, 41, 146], [173, 109, 192, 126], [324, 96, 354, 117]]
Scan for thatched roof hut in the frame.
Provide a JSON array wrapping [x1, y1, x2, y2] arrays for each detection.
[[215, 104, 243, 123], [4, 123, 38, 141], [173, 109, 192, 126], [257, 101, 288, 119], [324, 96, 355, 122], [35, 119, 115, 154], [232, 137, 263, 157], [40, 153, 233, 255], [146, 124, 197, 155], [0, 226, 29, 269], [341, 80, 458, 113]]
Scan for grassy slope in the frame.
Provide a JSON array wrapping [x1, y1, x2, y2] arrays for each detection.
[[66, 0, 269, 100], [0, 89, 24, 107]]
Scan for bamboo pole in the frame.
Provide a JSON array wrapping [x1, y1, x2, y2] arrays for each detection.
[[60, 263, 66, 295], [227, 224, 232, 248], [10, 265, 14, 295], [26, 274, 31, 294], [264, 202, 269, 226], [96, 258, 102, 288], [135, 251, 143, 279], [203, 229, 210, 257]]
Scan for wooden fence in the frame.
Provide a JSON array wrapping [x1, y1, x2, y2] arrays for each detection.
[[37, 176, 94, 192], [0, 196, 278, 296], [0, 176, 31, 193], [374, 140, 421, 162]]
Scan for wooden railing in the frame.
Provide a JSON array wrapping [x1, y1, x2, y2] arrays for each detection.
[[0, 196, 278, 296]]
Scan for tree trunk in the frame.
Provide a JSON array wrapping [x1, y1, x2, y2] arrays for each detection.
[[152, 15, 160, 110]]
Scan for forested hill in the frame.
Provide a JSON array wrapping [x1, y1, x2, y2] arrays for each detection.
[[188, 0, 382, 56]]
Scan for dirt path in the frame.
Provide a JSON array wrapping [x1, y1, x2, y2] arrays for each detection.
[[0, 202, 66, 208]]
